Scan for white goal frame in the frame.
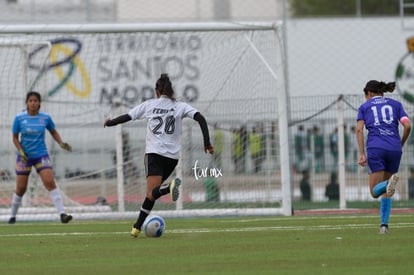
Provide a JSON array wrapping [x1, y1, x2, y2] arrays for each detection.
[[0, 22, 292, 220]]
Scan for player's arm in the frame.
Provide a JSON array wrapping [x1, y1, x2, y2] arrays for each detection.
[[104, 114, 132, 127], [356, 120, 366, 166], [400, 116, 411, 147], [12, 133, 28, 162], [193, 112, 214, 154], [50, 129, 72, 152]]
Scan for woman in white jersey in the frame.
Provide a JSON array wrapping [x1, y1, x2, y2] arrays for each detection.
[[9, 91, 73, 224], [104, 74, 214, 237]]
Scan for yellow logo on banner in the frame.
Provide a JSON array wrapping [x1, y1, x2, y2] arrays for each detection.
[[50, 44, 91, 98]]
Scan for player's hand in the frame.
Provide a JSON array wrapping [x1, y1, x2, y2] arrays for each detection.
[[18, 149, 28, 163], [204, 144, 214, 155], [60, 142, 72, 152], [358, 154, 366, 167], [104, 118, 110, 127]]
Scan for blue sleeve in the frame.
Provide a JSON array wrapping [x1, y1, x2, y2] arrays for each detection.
[[46, 114, 56, 131], [12, 116, 20, 134]]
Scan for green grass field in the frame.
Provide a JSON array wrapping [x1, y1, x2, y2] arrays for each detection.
[[1, 214, 414, 275]]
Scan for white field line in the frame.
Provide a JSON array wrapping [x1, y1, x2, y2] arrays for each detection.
[[1, 222, 414, 237]]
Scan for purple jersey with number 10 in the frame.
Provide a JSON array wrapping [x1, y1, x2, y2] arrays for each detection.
[[357, 96, 408, 152]]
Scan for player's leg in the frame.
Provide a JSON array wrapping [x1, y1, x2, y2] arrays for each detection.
[[131, 175, 161, 237], [131, 154, 163, 237], [379, 194, 392, 234], [369, 171, 386, 198], [367, 149, 389, 198], [380, 172, 393, 234], [379, 153, 402, 234], [9, 156, 32, 224], [131, 154, 179, 237], [150, 155, 179, 201], [9, 174, 30, 224], [37, 158, 72, 223], [132, 178, 181, 237], [385, 152, 402, 197]]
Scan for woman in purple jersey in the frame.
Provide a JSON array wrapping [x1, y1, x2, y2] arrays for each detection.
[[104, 74, 214, 238], [357, 80, 411, 234], [8, 91, 73, 224]]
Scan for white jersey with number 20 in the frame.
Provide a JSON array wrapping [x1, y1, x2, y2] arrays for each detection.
[[128, 95, 198, 159]]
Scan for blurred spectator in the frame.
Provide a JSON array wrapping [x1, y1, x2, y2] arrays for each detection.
[[203, 171, 220, 202], [213, 124, 224, 169], [312, 125, 325, 173], [344, 124, 351, 171], [258, 123, 267, 172], [349, 125, 358, 172], [300, 169, 311, 201], [325, 172, 339, 201], [232, 128, 243, 173], [409, 168, 414, 199], [240, 125, 248, 173], [294, 125, 308, 172], [270, 121, 278, 158], [329, 127, 338, 171], [249, 126, 262, 173]]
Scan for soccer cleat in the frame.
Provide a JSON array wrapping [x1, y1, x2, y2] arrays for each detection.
[[8, 217, 16, 224], [169, 178, 181, 202], [130, 227, 140, 238], [60, 213, 73, 224], [379, 225, 389, 234], [386, 174, 399, 197]]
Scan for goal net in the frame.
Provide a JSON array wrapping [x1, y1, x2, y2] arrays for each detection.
[[0, 22, 291, 222]]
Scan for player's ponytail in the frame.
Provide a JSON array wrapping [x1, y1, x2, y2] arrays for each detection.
[[364, 80, 396, 94], [378, 82, 396, 94], [385, 82, 396, 93], [155, 73, 176, 101]]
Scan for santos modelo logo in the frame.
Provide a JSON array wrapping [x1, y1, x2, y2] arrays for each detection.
[[27, 34, 203, 106], [28, 38, 91, 99]]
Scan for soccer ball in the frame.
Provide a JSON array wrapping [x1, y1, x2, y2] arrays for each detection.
[[142, 215, 166, 237]]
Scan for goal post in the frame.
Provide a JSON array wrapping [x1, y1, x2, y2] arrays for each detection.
[[0, 22, 292, 221]]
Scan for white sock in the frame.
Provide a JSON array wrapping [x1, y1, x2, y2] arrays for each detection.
[[10, 193, 22, 217], [49, 188, 65, 214]]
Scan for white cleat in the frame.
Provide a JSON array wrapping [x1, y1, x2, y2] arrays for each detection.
[[379, 225, 389, 234], [386, 174, 399, 197], [170, 178, 181, 201]]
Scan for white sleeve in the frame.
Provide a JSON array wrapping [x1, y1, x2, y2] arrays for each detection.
[[181, 102, 198, 119], [128, 102, 147, 120]]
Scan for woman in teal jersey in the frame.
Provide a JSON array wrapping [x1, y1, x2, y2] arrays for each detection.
[[8, 91, 73, 224]]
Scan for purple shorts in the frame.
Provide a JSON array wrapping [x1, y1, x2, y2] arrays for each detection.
[[15, 154, 53, 175], [367, 148, 402, 174]]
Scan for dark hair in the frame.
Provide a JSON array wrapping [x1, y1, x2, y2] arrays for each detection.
[[25, 91, 41, 112], [26, 91, 41, 103], [363, 80, 395, 95], [155, 73, 175, 100]]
